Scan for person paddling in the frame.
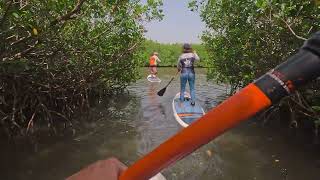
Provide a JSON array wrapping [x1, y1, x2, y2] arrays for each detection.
[[149, 52, 161, 78], [177, 43, 200, 106]]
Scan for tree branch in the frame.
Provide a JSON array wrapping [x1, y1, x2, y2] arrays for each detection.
[[113, 42, 140, 62], [280, 18, 307, 41], [2, 40, 39, 61], [50, 0, 86, 26], [10, 31, 32, 46], [0, 0, 13, 27]]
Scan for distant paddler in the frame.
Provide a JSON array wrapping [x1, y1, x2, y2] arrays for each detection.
[[149, 52, 161, 78]]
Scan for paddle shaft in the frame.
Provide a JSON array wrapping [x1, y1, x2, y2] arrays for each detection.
[[164, 70, 180, 88], [120, 32, 320, 180]]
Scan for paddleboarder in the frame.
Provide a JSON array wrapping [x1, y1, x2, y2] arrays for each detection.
[[149, 52, 161, 78], [177, 43, 200, 106]]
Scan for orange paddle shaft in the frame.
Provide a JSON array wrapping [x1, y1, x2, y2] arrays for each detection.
[[120, 32, 320, 180]]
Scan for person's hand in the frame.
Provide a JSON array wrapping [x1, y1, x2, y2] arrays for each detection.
[[66, 157, 127, 180]]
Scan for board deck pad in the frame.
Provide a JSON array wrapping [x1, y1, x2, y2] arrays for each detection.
[[147, 74, 161, 83], [172, 92, 205, 127]]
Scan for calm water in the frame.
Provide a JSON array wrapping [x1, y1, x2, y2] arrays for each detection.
[[1, 68, 319, 180]]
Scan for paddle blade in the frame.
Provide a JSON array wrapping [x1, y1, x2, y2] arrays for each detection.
[[157, 87, 167, 96]]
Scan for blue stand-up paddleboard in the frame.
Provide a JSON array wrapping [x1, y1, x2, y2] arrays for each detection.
[[172, 92, 205, 127], [147, 74, 161, 83]]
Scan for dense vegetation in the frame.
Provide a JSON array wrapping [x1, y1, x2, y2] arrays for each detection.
[[0, 0, 163, 139], [2, 0, 320, 142], [190, 0, 320, 138], [141, 40, 209, 67]]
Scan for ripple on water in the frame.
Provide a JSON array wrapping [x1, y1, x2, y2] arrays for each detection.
[[2, 68, 319, 180]]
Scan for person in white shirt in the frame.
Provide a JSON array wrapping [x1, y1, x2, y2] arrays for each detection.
[[177, 43, 200, 106]]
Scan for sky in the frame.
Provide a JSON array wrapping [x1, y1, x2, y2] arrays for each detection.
[[143, 0, 205, 44]]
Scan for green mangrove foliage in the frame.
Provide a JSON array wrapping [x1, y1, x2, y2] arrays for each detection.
[[191, 0, 319, 89], [191, 0, 320, 137], [0, 0, 163, 138], [140, 40, 209, 67]]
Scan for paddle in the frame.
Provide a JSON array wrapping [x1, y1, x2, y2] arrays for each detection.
[[157, 70, 180, 96]]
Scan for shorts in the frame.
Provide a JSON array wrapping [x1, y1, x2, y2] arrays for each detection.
[[149, 66, 157, 74]]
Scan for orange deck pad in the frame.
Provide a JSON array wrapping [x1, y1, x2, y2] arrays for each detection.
[[177, 113, 200, 117], [120, 83, 272, 180]]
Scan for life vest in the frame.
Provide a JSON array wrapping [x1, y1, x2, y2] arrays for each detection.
[[149, 55, 157, 66]]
